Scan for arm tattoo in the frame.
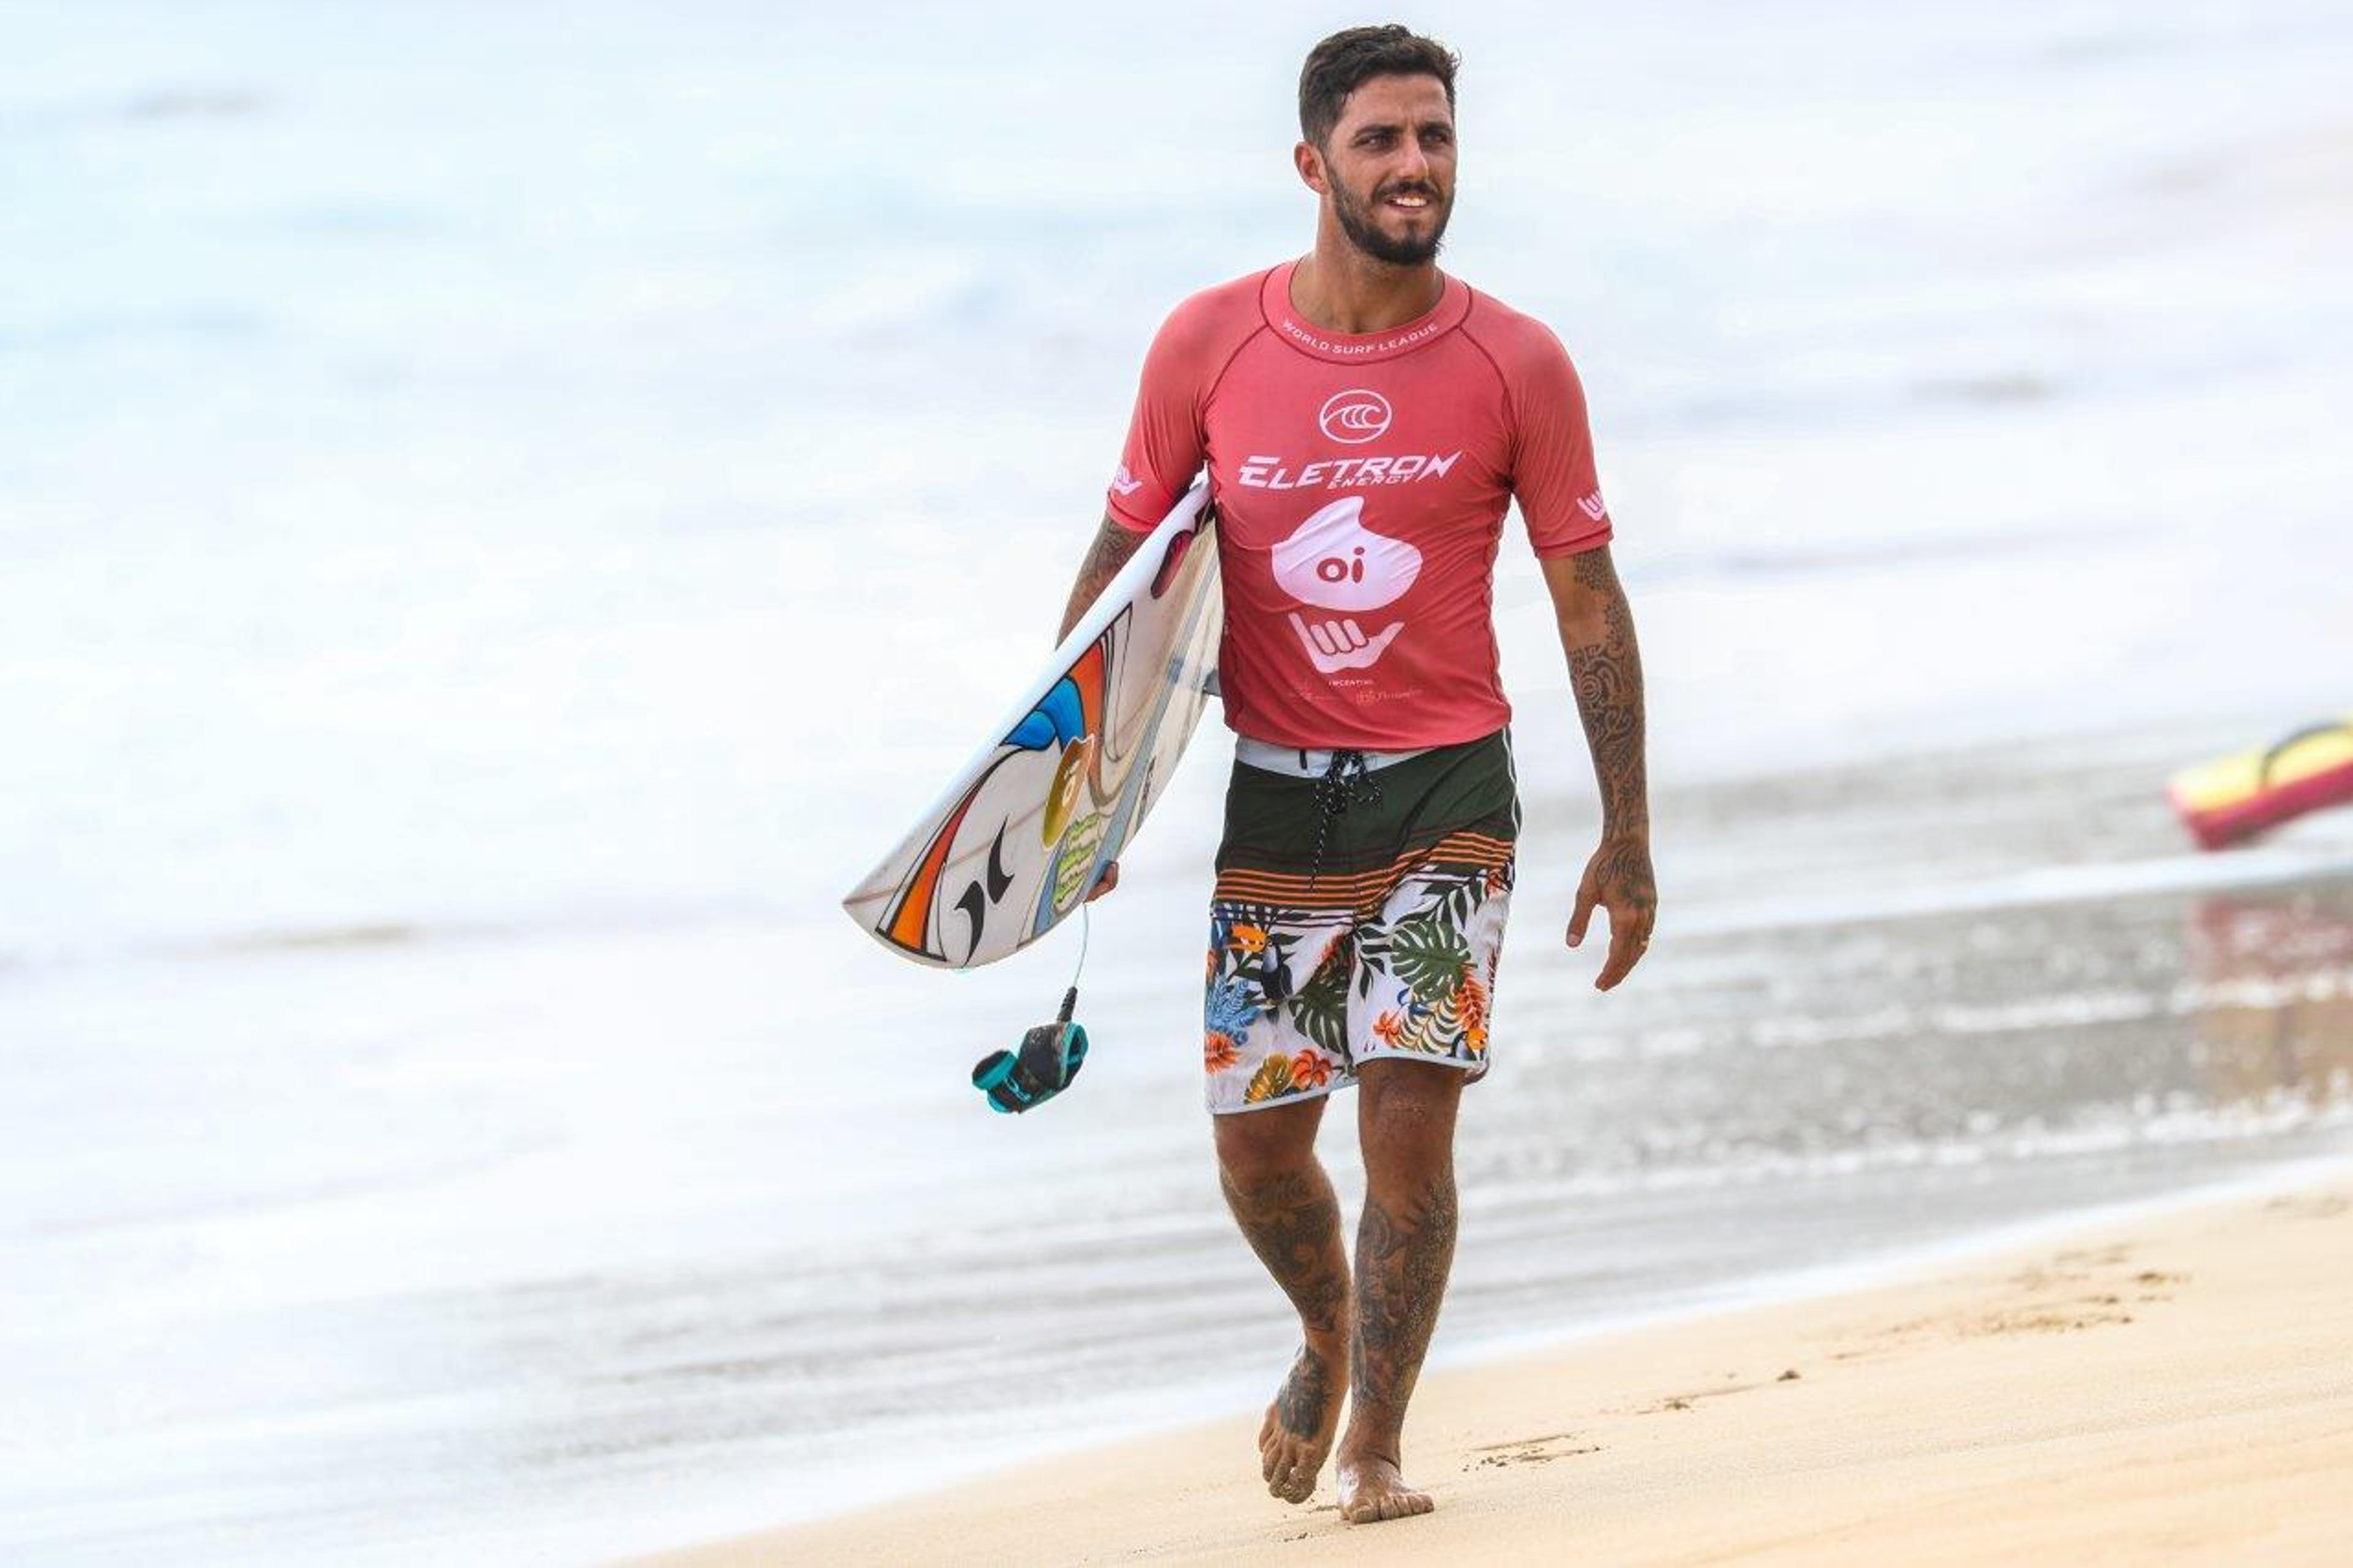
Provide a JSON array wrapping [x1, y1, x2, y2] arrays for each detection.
[[1221, 1167, 1351, 1339], [1564, 548, 1650, 836], [1349, 1172, 1458, 1429], [1058, 515, 1148, 640]]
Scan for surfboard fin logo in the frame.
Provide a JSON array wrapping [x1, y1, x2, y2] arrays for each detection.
[[950, 826, 1018, 961]]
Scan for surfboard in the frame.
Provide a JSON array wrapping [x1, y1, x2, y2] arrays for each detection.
[[843, 484, 1222, 968], [2170, 716, 2353, 850]]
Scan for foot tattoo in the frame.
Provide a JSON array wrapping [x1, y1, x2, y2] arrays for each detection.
[[1256, 1342, 1343, 1504]]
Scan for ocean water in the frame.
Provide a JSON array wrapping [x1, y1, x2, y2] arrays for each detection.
[[4, 1, 2352, 1560]]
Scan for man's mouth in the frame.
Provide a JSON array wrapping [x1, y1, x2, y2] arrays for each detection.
[[1383, 187, 1438, 214]]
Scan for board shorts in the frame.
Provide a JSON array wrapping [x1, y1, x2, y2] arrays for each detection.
[[1203, 729, 1519, 1115]]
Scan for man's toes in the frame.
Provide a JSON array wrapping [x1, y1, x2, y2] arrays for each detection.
[[1266, 1436, 1302, 1495], [1389, 1488, 1433, 1520]]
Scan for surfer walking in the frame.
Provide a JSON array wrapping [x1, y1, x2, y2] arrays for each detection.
[[1059, 25, 1654, 1525]]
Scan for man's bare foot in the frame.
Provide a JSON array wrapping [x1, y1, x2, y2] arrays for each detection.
[[1336, 1453, 1434, 1524], [1256, 1341, 1343, 1504]]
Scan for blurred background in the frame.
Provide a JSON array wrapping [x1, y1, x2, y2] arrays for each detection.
[[4, 1, 2349, 1560]]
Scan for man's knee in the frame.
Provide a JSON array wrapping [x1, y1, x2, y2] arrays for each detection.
[[1357, 1062, 1464, 1164], [1214, 1099, 1322, 1189]]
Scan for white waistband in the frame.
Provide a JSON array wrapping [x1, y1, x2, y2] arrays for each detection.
[[1234, 736, 1432, 778]]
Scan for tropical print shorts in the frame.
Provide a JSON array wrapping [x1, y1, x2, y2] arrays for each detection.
[[1203, 730, 1518, 1115]]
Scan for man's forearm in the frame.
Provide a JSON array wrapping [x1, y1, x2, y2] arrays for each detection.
[[1059, 513, 1148, 640], [1559, 548, 1649, 835]]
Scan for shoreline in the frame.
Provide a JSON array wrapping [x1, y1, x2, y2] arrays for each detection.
[[646, 1157, 2353, 1564]]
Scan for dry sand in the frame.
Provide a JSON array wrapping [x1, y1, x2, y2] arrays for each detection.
[[653, 1172, 2353, 1565]]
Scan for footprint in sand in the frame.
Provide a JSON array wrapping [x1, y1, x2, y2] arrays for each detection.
[[1624, 1374, 1778, 1415], [1464, 1432, 1602, 1471], [2265, 1192, 2348, 1219], [1966, 1305, 2134, 1335]]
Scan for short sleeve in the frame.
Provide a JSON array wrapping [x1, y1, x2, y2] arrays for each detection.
[[1105, 305, 1213, 532], [1509, 327, 1612, 558]]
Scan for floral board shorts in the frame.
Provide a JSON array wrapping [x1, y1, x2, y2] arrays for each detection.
[[1203, 729, 1519, 1115]]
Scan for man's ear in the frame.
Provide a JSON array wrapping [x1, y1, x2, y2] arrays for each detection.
[[1294, 139, 1328, 195]]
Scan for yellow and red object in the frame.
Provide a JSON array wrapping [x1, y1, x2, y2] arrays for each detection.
[[2170, 718, 2353, 850]]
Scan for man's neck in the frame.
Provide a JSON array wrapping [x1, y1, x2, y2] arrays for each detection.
[[1290, 230, 1444, 336]]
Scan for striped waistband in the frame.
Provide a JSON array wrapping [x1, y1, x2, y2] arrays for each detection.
[[1213, 828, 1516, 913], [1234, 736, 1433, 778]]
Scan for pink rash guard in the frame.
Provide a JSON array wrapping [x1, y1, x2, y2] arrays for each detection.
[[1106, 260, 1613, 751]]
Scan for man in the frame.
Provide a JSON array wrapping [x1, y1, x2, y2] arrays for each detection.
[[1058, 25, 1654, 1526]]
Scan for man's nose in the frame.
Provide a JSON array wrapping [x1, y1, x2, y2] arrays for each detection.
[[1395, 140, 1432, 184]]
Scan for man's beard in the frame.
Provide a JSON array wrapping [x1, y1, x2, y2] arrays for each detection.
[[1330, 176, 1450, 267]]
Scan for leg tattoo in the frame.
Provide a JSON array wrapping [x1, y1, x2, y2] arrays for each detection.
[[1336, 1167, 1458, 1525], [1348, 1171, 1459, 1438], [1220, 1167, 1350, 1336], [1221, 1164, 1352, 1505]]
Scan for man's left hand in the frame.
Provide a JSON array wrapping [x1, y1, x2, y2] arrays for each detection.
[[1566, 832, 1656, 991]]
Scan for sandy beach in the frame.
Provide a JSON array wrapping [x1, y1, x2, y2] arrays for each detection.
[[656, 1169, 2353, 1565]]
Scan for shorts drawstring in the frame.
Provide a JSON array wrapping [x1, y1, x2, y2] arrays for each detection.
[[1306, 749, 1382, 887]]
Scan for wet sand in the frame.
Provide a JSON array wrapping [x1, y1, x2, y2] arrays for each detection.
[[651, 1169, 2353, 1564]]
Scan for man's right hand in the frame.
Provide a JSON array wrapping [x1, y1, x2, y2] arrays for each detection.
[[1059, 513, 1151, 642], [1059, 514, 1147, 906]]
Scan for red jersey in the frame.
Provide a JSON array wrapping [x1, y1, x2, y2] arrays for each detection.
[[1107, 259, 1612, 751]]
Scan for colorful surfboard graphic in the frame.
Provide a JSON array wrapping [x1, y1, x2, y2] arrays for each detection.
[[845, 485, 1222, 968], [877, 621, 1121, 964], [1028, 559, 1222, 942]]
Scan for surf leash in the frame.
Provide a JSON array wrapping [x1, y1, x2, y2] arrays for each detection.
[[971, 907, 1093, 1113]]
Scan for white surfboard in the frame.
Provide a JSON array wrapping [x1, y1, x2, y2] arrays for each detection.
[[843, 485, 1222, 969]]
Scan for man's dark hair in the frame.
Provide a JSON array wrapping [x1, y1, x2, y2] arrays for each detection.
[[1297, 24, 1460, 148]]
